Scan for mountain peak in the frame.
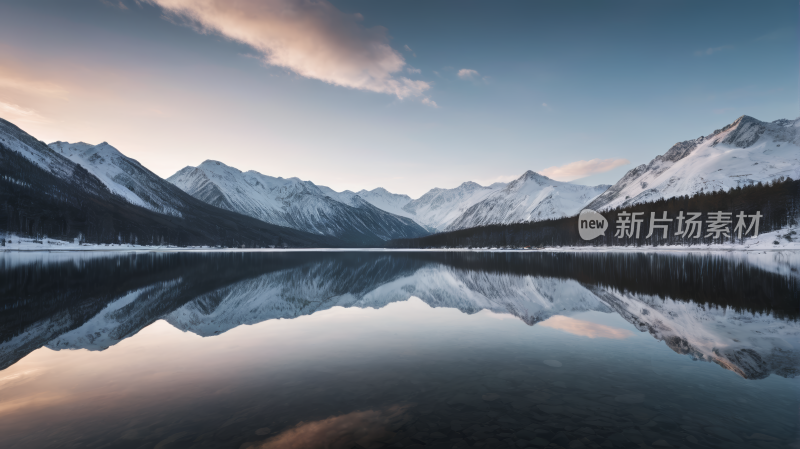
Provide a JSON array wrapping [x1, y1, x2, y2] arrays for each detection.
[[167, 160, 428, 242], [512, 170, 554, 186], [458, 181, 483, 190], [444, 169, 608, 231], [718, 115, 768, 148], [521, 170, 546, 179], [197, 160, 246, 177], [711, 115, 763, 138], [587, 113, 799, 211]]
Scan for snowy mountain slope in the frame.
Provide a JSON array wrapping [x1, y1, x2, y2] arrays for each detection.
[[317, 185, 360, 207], [0, 118, 112, 199], [0, 118, 342, 248], [590, 286, 800, 379], [401, 181, 507, 231], [167, 160, 428, 244], [356, 187, 413, 215], [319, 186, 415, 219], [587, 115, 800, 211], [0, 118, 74, 180], [49, 141, 184, 216], [445, 171, 609, 231]]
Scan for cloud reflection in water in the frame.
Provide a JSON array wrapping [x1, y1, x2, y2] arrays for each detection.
[[539, 316, 633, 339], [244, 405, 409, 449]]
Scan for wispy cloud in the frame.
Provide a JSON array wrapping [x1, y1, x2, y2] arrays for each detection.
[[406, 67, 421, 74], [421, 97, 438, 108], [694, 45, 732, 56], [540, 316, 632, 339], [458, 68, 490, 84], [0, 68, 68, 99], [457, 68, 480, 80], [147, 0, 434, 104], [101, 0, 129, 10], [540, 158, 629, 181], [755, 28, 792, 42], [0, 101, 48, 123]]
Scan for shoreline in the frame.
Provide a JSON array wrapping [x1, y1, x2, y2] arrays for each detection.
[[2, 226, 798, 253], [2, 246, 799, 253]]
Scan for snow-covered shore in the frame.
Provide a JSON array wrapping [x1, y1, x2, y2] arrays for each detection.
[[1, 225, 799, 253], [0, 235, 206, 252], [535, 226, 800, 252]]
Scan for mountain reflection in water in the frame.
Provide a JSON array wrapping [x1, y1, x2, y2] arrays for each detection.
[[0, 250, 798, 449], [3, 251, 797, 379]]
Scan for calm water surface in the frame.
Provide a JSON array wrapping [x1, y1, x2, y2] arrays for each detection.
[[0, 251, 798, 449]]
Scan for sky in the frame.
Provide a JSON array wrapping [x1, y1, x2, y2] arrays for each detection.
[[0, 0, 797, 198]]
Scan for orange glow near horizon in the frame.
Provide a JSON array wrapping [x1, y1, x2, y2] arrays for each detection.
[[539, 315, 633, 339]]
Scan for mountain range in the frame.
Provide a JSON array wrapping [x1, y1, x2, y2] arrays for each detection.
[[1, 114, 798, 246], [167, 160, 427, 245], [445, 172, 609, 231], [0, 118, 339, 248]]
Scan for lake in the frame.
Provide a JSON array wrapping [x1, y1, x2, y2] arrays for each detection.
[[0, 250, 798, 449]]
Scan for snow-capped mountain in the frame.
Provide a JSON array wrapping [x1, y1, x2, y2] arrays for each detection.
[[445, 171, 609, 231], [396, 173, 607, 232], [5, 113, 799, 245], [401, 181, 507, 231], [0, 119, 74, 180], [356, 188, 413, 215], [167, 160, 427, 244], [49, 141, 185, 216], [320, 186, 416, 222], [0, 118, 111, 199], [587, 115, 800, 211], [2, 127, 188, 217], [0, 118, 341, 248]]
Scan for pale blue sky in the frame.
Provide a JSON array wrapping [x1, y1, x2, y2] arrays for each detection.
[[0, 0, 796, 197]]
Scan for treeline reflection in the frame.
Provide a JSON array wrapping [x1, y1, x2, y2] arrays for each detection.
[[1, 250, 797, 371]]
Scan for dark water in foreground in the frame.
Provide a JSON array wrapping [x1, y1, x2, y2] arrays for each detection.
[[0, 250, 798, 449]]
